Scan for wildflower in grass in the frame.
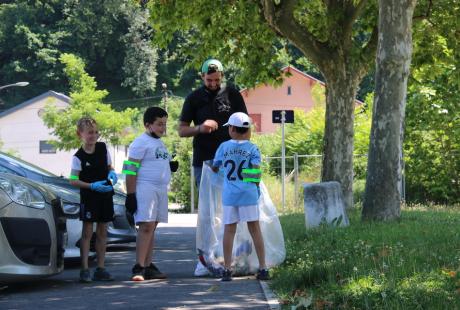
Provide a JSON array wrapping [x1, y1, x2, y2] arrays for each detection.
[[378, 246, 390, 258]]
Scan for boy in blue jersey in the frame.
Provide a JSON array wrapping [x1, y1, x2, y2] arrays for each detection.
[[211, 112, 269, 281]]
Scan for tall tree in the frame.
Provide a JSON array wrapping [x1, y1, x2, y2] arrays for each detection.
[[0, 0, 158, 106], [42, 53, 138, 150], [0, 0, 68, 105], [150, 1, 379, 208], [62, 0, 158, 97], [362, 0, 417, 220]]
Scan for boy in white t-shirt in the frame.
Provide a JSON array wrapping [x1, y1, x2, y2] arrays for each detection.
[[211, 112, 269, 281], [123, 107, 177, 281]]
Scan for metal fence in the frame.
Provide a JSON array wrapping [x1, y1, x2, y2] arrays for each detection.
[[188, 153, 412, 213]]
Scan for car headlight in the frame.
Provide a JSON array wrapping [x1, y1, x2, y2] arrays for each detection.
[[62, 203, 80, 216], [0, 176, 46, 209], [46, 184, 80, 204]]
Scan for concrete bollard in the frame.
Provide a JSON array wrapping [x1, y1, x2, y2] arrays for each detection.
[[303, 181, 349, 228]]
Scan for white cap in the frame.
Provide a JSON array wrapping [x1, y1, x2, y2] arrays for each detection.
[[223, 112, 251, 128]]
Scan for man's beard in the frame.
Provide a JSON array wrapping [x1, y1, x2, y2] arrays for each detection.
[[205, 85, 220, 94]]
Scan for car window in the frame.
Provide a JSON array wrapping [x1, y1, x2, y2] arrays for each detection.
[[0, 153, 57, 177]]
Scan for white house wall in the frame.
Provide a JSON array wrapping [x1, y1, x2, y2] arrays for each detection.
[[0, 94, 126, 176]]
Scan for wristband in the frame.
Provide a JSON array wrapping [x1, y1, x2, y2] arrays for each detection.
[[70, 169, 80, 180]]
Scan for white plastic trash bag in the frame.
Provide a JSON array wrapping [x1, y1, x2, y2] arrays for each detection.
[[195, 164, 285, 276]]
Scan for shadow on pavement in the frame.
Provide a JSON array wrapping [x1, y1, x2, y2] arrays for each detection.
[[0, 217, 270, 309]]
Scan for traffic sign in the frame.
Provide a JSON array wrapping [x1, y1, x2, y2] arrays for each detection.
[[272, 110, 294, 123]]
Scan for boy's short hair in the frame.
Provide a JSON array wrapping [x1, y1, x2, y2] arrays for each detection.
[[144, 106, 168, 125], [234, 126, 249, 134], [77, 117, 97, 132]]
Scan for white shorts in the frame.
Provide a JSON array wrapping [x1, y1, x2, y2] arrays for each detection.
[[135, 183, 168, 224], [223, 205, 259, 225]]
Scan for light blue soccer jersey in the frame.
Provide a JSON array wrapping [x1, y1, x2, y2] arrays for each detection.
[[213, 140, 261, 206]]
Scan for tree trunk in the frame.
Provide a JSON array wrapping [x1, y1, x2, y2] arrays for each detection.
[[321, 72, 360, 209], [259, 0, 378, 209], [362, 0, 417, 221]]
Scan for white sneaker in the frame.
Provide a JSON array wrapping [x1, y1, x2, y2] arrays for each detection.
[[194, 261, 210, 277]]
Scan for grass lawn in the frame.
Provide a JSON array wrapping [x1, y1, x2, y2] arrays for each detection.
[[270, 205, 460, 309]]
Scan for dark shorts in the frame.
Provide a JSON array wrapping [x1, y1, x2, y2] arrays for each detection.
[[79, 197, 114, 223]]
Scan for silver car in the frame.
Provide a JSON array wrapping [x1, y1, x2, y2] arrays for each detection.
[[0, 152, 136, 246], [0, 173, 67, 283], [45, 184, 130, 259]]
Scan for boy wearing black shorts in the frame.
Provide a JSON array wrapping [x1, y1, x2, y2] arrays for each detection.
[[70, 117, 118, 283]]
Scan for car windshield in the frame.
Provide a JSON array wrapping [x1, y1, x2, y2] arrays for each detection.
[[0, 152, 57, 177]]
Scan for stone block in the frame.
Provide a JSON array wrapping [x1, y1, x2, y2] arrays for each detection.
[[303, 181, 349, 228]]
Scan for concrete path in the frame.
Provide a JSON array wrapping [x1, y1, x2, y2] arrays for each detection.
[[0, 213, 277, 309]]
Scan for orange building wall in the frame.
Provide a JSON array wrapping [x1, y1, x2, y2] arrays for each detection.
[[241, 67, 322, 134]]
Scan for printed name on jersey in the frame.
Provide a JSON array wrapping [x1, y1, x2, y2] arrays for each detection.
[[223, 148, 250, 159]]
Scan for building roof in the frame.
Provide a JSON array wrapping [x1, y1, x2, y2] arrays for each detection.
[[239, 65, 325, 94], [240, 65, 363, 105], [0, 90, 70, 119], [281, 65, 326, 86]]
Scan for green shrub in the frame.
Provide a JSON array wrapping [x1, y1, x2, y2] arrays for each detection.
[[404, 72, 460, 203], [162, 97, 193, 211]]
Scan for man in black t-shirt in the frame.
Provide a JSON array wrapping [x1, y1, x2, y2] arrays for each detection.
[[178, 59, 248, 277], [178, 59, 247, 187]]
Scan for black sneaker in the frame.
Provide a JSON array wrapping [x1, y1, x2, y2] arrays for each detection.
[[92, 267, 114, 281], [144, 263, 167, 279], [79, 269, 92, 283], [256, 268, 270, 280], [221, 269, 232, 282], [131, 263, 145, 281]]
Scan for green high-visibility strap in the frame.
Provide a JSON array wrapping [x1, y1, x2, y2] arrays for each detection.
[[243, 177, 261, 183], [123, 160, 140, 176], [242, 168, 261, 183], [242, 168, 262, 183], [69, 175, 79, 180], [123, 160, 140, 168], [122, 170, 137, 176], [242, 168, 261, 174]]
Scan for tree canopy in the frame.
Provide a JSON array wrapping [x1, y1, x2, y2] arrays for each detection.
[[150, 0, 379, 208], [42, 53, 138, 150], [404, 0, 460, 203], [0, 0, 158, 107]]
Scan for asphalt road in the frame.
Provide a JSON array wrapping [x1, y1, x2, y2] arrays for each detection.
[[0, 214, 273, 310]]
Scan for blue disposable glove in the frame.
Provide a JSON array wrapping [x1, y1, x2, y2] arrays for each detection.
[[90, 180, 113, 193], [108, 170, 118, 186]]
